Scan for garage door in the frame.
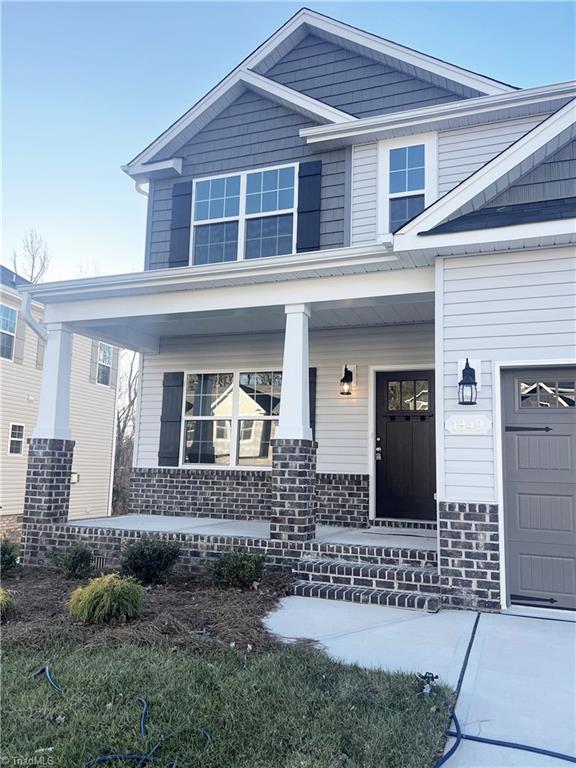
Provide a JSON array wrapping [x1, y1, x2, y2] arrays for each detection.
[[503, 368, 576, 610]]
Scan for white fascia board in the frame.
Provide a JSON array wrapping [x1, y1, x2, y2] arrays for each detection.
[[121, 157, 183, 182], [300, 81, 576, 144], [18, 241, 396, 304], [394, 218, 576, 253], [395, 98, 576, 237]]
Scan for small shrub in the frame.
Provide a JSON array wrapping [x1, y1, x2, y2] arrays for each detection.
[[69, 573, 143, 624], [120, 537, 181, 584], [211, 550, 265, 589], [0, 587, 15, 620], [1, 540, 19, 576], [52, 544, 92, 579]]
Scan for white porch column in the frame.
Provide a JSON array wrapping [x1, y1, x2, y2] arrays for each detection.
[[277, 303, 312, 440], [33, 323, 73, 440]]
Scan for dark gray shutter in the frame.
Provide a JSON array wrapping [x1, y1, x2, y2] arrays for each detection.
[[309, 367, 317, 439], [158, 372, 184, 466], [13, 311, 26, 365], [296, 161, 322, 252], [168, 182, 192, 268]]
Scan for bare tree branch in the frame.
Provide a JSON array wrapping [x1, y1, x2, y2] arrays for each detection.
[[13, 230, 50, 283], [112, 350, 140, 516]]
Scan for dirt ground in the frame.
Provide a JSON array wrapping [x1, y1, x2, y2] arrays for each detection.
[[1, 566, 293, 653]]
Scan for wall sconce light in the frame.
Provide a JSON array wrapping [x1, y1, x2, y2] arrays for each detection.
[[458, 358, 478, 406], [340, 365, 354, 396]]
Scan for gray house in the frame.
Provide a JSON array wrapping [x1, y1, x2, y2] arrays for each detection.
[[18, 10, 576, 612]]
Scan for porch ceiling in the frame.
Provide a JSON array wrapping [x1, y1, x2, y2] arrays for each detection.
[[69, 293, 434, 349]]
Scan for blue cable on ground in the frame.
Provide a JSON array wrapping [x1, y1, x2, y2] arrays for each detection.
[[445, 730, 576, 764], [137, 697, 149, 737], [33, 666, 62, 693]]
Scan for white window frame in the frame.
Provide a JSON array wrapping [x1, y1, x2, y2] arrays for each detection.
[[178, 368, 281, 469], [376, 133, 438, 236], [0, 304, 17, 362], [8, 423, 25, 456], [189, 162, 299, 265], [96, 342, 113, 387]]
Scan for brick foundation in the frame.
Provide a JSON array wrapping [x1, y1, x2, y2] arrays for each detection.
[[270, 439, 317, 541], [22, 439, 75, 527], [438, 501, 501, 610], [0, 514, 22, 542], [315, 473, 369, 527]]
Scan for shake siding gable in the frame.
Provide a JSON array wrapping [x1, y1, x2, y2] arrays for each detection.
[[261, 34, 465, 117], [147, 91, 346, 270]]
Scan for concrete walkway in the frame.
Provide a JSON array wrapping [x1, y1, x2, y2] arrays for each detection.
[[264, 598, 576, 767]]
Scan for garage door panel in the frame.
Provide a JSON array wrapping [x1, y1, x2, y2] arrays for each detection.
[[503, 368, 576, 610]]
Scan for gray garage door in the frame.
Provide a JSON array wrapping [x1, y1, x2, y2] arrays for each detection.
[[503, 368, 576, 610]]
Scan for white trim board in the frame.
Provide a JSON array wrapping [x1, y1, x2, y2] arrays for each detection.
[[125, 8, 514, 168]]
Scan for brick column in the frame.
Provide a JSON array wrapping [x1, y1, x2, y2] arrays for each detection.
[[438, 501, 501, 610], [270, 439, 317, 541], [22, 438, 75, 526]]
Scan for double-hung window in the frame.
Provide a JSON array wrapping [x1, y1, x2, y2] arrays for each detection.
[[97, 342, 113, 386], [380, 135, 436, 233], [8, 424, 24, 455], [0, 304, 17, 361], [181, 370, 282, 466], [191, 165, 297, 265]]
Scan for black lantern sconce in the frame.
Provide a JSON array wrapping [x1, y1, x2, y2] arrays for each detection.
[[458, 358, 478, 406], [340, 365, 354, 396]]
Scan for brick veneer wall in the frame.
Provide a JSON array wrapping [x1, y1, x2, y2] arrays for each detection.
[[270, 439, 317, 541], [22, 439, 75, 526], [438, 501, 501, 610], [0, 515, 22, 542], [128, 467, 370, 528]]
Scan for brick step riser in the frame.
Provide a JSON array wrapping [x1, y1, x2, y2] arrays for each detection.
[[306, 549, 437, 568], [294, 570, 441, 595], [293, 581, 440, 612]]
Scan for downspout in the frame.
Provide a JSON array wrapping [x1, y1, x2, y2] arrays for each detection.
[[21, 291, 48, 342]]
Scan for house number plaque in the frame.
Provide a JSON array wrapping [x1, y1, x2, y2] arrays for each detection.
[[445, 414, 492, 435]]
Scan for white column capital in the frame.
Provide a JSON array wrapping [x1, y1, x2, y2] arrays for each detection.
[[284, 303, 311, 317]]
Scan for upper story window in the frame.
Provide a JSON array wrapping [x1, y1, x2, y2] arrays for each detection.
[[8, 423, 24, 455], [0, 304, 17, 361], [191, 164, 297, 265], [378, 134, 437, 234], [97, 342, 113, 386]]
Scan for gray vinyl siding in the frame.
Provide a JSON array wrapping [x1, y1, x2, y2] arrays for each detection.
[[438, 247, 576, 503], [490, 138, 576, 206], [135, 324, 434, 473], [437, 116, 547, 196], [261, 34, 464, 118], [147, 91, 346, 270]]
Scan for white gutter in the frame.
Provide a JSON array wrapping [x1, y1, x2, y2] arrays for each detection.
[[20, 292, 48, 342], [300, 80, 576, 144]]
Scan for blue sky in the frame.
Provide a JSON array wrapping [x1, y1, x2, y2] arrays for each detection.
[[2, 1, 575, 281]]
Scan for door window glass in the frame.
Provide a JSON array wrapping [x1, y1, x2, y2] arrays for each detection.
[[520, 380, 576, 408]]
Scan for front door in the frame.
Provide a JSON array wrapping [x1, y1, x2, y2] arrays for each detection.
[[503, 368, 576, 610], [375, 371, 436, 520]]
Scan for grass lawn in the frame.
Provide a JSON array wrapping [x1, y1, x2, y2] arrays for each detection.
[[2, 645, 451, 768]]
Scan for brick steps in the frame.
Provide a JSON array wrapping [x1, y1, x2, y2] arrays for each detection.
[[293, 580, 441, 612], [305, 542, 438, 568], [294, 558, 440, 594]]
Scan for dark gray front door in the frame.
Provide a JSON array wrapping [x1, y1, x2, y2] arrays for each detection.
[[503, 368, 576, 610]]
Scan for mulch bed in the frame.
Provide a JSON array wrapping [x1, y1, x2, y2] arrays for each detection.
[[1, 566, 293, 653]]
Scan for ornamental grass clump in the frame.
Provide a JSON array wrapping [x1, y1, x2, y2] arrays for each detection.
[[0, 587, 15, 620], [1, 540, 19, 576], [120, 537, 181, 585], [211, 550, 265, 589], [68, 573, 142, 624]]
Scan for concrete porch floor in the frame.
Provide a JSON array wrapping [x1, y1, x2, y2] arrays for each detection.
[[71, 513, 437, 550]]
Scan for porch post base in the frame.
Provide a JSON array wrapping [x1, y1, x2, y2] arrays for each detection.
[[270, 438, 317, 542], [22, 438, 75, 527]]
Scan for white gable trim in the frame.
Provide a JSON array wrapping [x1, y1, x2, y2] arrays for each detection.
[[122, 158, 183, 182], [394, 97, 576, 247], [125, 69, 355, 168], [126, 8, 515, 168]]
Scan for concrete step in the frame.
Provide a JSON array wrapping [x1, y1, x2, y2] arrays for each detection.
[[294, 558, 440, 595], [293, 580, 441, 612]]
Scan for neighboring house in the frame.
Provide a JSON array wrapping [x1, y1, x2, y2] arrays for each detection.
[[0, 266, 118, 538], [17, 10, 575, 612]]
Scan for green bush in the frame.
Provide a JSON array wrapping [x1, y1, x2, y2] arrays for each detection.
[[52, 544, 92, 579], [211, 550, 265, 589], [69, 573, 143, 624], [120, 537, 181, 585], [0, 587, 15, 620], [1, 540, 19, 576]]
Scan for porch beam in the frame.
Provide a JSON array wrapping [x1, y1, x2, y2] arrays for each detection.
[[32, 323, 73, 440], [277, 303, 312, 441]]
